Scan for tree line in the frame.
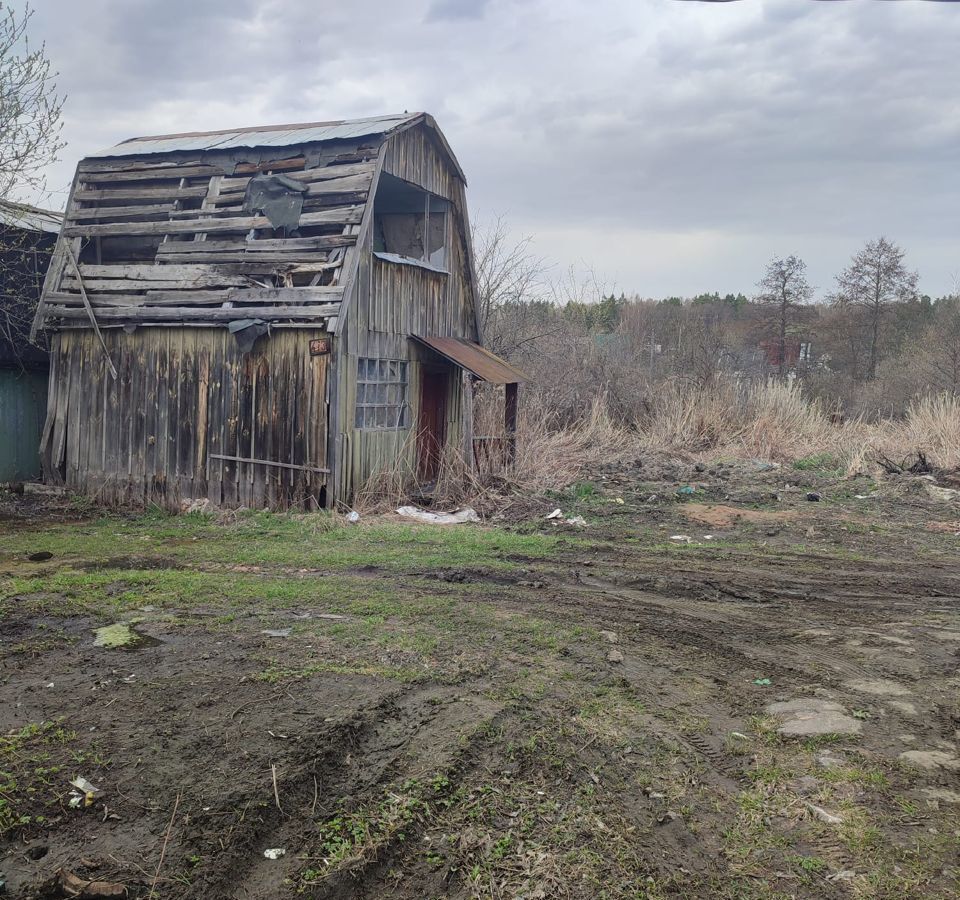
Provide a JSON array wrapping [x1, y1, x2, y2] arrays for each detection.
[[475, 221, 959, 422]]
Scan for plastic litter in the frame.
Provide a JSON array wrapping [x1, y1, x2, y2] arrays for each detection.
[[261, 628, 291, 638], [263, 848, 286, 860], [806, 492, 822, 502], [669, 535, 692, 543], [345, 511, 360, 523], [677, 486, 696, 496], [546, 509, 589, 527], [396, 506, 480, 525], [752, 677, 772, 686], [67, 776, 100, 809]]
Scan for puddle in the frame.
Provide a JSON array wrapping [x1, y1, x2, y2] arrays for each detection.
[[93, 623, 162, 651]]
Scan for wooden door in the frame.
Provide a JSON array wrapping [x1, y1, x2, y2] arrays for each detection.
[[417, 368, 448, 481]]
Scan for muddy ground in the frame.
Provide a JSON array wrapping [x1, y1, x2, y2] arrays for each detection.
[[1, 457, 959, 899]]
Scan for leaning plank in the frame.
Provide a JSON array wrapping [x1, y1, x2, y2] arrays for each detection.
[[209, 453, 329, 475], [46, 304, 340, 321], [72, 186, 209, 202], [63, 206, 363, 238], [78, 164, 228, 183], [62, 243, 118, 379]]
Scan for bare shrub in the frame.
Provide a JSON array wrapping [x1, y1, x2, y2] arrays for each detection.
[[877, 393, 960, 471]]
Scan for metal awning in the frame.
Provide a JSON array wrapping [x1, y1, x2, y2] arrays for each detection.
[[411, 336, 527, 384]]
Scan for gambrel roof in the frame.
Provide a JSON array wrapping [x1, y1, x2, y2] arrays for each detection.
[[32, 113, 467, 338]]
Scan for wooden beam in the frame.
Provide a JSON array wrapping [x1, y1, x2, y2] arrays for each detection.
[[156, 235, 354, 253], [217, 161, 375, 193], [62, 276, 255, 292], [208, 453, 329, 475], [62, 206, 364, 238], [75, 263, 288, 279], [73, 186, 209, 202], [46, 304, 340, 321], [68, 203, 177, 221], [48, 286, 342, 305], [78, 164, 228, 183], [504, 382, 518, 465]]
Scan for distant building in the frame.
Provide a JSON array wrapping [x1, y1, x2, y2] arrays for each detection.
[[758, 338, 812, 372]]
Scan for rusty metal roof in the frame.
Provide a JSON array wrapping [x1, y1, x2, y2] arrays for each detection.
[[89, 113, 421, 158], [412, 336, 527, 384]]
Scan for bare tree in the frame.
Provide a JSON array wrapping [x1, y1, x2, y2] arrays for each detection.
[[471, 216, 558, 359], [472, 218, 543, 338], [832, 237, 918, 380], [756, 255, 813, 378], [0, 3, 65, 366], [916, 294, 960, 394], [0, 2, 65, 202]]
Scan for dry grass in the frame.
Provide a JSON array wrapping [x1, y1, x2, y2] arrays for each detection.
[[352, 382, 960, 513], [882, 393, 960, 470]]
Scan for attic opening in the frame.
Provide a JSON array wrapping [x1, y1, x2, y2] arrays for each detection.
[[373, 173, 449, 272]]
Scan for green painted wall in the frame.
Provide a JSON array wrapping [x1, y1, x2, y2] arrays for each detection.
[[0, 369, 47, 481]]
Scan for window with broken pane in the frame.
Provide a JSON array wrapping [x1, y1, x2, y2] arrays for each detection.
[[372, 173, 449, 270], [355, 358, 409, 429]]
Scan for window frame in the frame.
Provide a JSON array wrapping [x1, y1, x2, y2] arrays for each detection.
[[372, 175, 451, 273], [354, 357, 410, 430]]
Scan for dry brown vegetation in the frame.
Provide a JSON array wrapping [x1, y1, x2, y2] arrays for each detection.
[[357, 382, 960, 513]]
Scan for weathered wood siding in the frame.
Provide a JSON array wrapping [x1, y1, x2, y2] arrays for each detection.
[[332, 123, 479, 502], [46, 328, 329, 508]]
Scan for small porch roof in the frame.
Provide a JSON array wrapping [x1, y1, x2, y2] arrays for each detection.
[[411, 336, 526, 384]]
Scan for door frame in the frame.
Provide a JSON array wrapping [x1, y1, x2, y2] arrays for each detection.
[[416, 363, 450, 482]]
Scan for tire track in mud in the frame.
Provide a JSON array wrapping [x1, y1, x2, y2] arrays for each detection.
[[571, 576, 880, 688], [202, 685, 503, 900], [186, 680, 504, 899]]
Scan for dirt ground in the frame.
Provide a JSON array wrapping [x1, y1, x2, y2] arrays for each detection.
[[1, 457, 959, 899]]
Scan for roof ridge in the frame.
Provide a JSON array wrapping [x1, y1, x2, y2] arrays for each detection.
[[120, 113, 422, 145]]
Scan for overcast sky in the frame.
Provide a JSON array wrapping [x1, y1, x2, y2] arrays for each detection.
[[28, 0, 960, 300]]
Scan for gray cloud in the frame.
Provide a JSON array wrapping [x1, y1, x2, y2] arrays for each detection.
[[27, 0, 960, 298], [425, 0, 491, 21]]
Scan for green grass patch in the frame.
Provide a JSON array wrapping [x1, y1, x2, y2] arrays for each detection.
[[792, 453, 841, 472], [0, 513, 562, 575], [0, 721, 104, 837]]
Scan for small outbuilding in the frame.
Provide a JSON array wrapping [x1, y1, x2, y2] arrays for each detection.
[[0, 200, 60, 482], [32, 113, 523, 508]]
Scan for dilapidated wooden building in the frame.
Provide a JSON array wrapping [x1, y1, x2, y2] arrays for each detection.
[[32, 113, 524, 508]]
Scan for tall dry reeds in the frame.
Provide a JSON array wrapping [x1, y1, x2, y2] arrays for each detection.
[[874, 393, 960, 471], [353, 381, 959, 512]]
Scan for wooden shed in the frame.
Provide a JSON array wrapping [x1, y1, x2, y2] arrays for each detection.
[[31, 113, 524, 508]]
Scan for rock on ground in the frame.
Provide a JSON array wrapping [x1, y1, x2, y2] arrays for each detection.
[[766, 698, 862, 737]]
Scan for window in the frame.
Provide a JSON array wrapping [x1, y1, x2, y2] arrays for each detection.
[[373, 173, 449, 270], [355, 358, 409, 429]]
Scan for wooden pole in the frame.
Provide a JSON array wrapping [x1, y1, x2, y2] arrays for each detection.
[[504, 381, 518, 466]]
